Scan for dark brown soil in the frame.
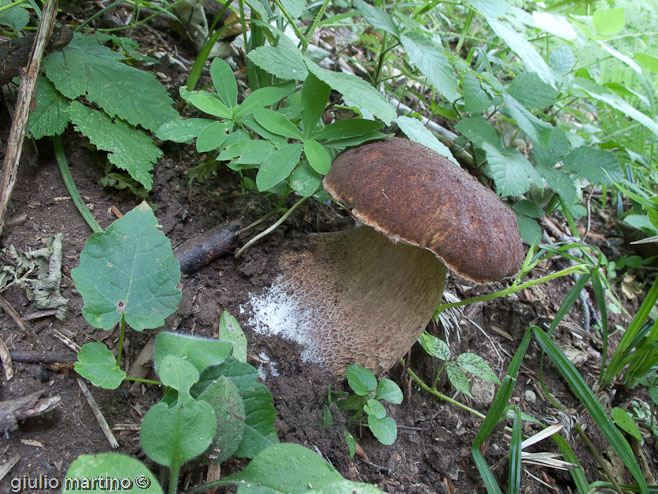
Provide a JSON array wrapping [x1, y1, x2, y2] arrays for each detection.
[[1, 12, 657, 494]]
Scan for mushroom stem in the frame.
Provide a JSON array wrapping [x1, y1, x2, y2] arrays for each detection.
[[259, 225, 447, 375]]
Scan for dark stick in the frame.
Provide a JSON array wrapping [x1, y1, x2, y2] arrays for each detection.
[[174, 221, 242, 274]]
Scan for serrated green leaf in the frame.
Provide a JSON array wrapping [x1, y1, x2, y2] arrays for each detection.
[[418, 331, 450, 361], [314, 119, 384, 141], [516, 215, 542, 244], [63, 454, 163, 494], [532, 127, 570, 168], [482, 142, 538, 196], [310, 481, 384, 494], [189, 92, 232, 119], [256, 143, 303, 191], [75, 342, 126, 389], [236, 86, 292, 118], [71, 203, 181, 331], [463, 73, 493, 113], [210, 58, 238, 108], [455, 116, 501, 149], [253, 108, 303, 140], [364, 399, 386, 419], [550, 46, 576, 76], [457, 353, 501, 384], [508, 72, 558, 111], [303, 139, 331, 174], [156, 118, 215, 143], [446, 364, 471, 397], [537, 164, 577, 206], [196, 121, 231, 152], [377, 378, 403, 404], [612, 407, 643, 442], [0, 0, 29, 30], [44, 34, 177, 132], [219, 311, 247, 363], [465, 0, 508, 18], [27, 77, 70, 139], [354, 0, 399, 36], [68, 101, 161, 190], [305, 60, 396, 124], [487, 19, 555, 87], [368, 415, 397, 445], [290, 160, 322, 197], [563, 146, 623, 185], [302, 73, 330, 138], [154, 332, 232, 375], [346, 364, 377, 396], [400, 31, 460, 102], [513, 200, 543, 219], [248, 45, 309, 81], [396, 116, 458, 165], [503, 93, 552, 146], [593, 8, 625, 35], [280, 0, 307, 19]]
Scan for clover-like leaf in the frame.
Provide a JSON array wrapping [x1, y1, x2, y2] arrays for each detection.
[[74, 342, 126, 389], [71, 203, 181, 332]]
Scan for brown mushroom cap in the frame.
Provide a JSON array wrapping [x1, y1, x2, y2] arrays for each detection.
[[323, 137, 524, 283]]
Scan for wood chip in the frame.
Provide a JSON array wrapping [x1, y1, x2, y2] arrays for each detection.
[[0, 338, 13, 380], [20, 439, 44, 448]]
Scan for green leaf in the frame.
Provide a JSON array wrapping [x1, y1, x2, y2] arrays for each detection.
[[368, 415, 397, 445], [156, 118, 215, 143], [593, 8, 625, 35], [509, 408, 522, 493], [532, 127, 570, 168], [419, 332, 450, 361], [310, 481, 384, 493], [512, 200, 543, 219], [305, 60, 396, 124], [536, 164, 577, 206], [344, 429, 357, 458], [196, 121, 231, 152], [396, 116, 458, 165], [516, 215, 542, 245], [141, 399, 216, 469], [302, 74, 331, 138], [44, 34, 177, 132], [236, 86, 292, 118], [482, 143, 538, 197], [400, 31, 460, 102], [27, 77, 70, 139], [502, 93, 552, 146], [0, 0, 29, 30], [377, 378, 403, 404], [256, 143, 303, 191], [290, 160, 323, 197], [457, 353, 501, 384], [487, 19, 555, 87], [279, 0, 307, 19], [68, 102, 161, 190], [158, 355, 200, 396], [634, 53, 658, 73], [463, 73, 493, 113], [253, 108, 303, 140], [364, 399, 386, 419], [612, 407, 643, 442], [71, 203, 182, 331], [465, 0, 508, 18], [210, 58, 238, 108], [218, 139, 275, 165], [224, 443, 343, 492], [455, 116, 501, 149], [346, 364, 377, 396], [550, 46, 576, 77], [304, 139, 331, 174], [74, 342, 126, 389], [63, 453, 163, 493], [199, 376, 246, 463], [508, 72, 558, 111], [188, 92, 232, 119], [563, 146, 623, 185], [154, 332, 232, 375], [354, 0, 399, 36], [219, 311, 248, 363], [314, 119, 384, 141], [446, 364, 471, 397], [248, 45, 309, 81]]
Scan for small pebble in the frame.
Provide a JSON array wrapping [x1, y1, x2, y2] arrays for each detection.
[[524, 389, 537, 404]]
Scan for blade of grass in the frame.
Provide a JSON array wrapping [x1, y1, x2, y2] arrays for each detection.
[[550, 433, 590, 493], [508, 407, 522, 494]]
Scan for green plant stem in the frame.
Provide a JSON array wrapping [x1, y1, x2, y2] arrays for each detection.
[[53, 136, 103, 233], [436, 265, 587, 312], [0, 0, 27, 14], [234, 196, 308, 258], [272, 0, 306, 47], [302, 0, 331, 55], [125, 377, 162, 386], [169, 465, 180, 494], [116, 316, 126, 368], [455, 8, 474, 55], [575, 424, 625, 494]]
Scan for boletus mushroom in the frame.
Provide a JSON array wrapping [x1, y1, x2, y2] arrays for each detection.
[[249, 138, 523, 375]]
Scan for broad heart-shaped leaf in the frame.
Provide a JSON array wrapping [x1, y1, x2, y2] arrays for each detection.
[[593, 7, 625, 35], [367, 415, 397, 445], [68, 101, 162, 190], [43, 33, 177, 132], [63, 453, 163, 493], [253, 108, 303, 140], [194, 357, 278, 459], [457, 353, 501, 384], [305, 59, 396, 125], [290, 161, 323, 197], [400, 31, 460, 102], [516, 214, 542, 245], [532, 126, 570, 168], [223, 443, 343, 492], [158, 355, 199, 396], [219, 311, 247, 363], [354, 0, 399, 36], [309, 481, 384, 493], [550, 46, 576, 77], [279, 0, 307, 19], [454, 116, 501, 149], [74, 342, 126, 389], [198, 376, 246, 463], [346, 364, 377, 396], [256, 143, 303, 191], [156, 118, 214, 143], [140, 398, 216, 469], [302, 73, 331, 138], [27, 77, 70, 139], [502, 93, 552, 147], [396, 116, 458, 165], [0, 0, 29, 30], [154, 332, 232, 375], [563, 146, 623, 185], [248, 45, 309, 81], [210, 58, 237, 108], [377, 378, 403, 404], [71, 203, 181, 331], [537, 164, 577, 206]]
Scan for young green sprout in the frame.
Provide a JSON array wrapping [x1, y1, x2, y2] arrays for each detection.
[[250, 138, 523, 375]]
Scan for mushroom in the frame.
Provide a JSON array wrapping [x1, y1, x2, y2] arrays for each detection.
[[248, 138, 523, 375]]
